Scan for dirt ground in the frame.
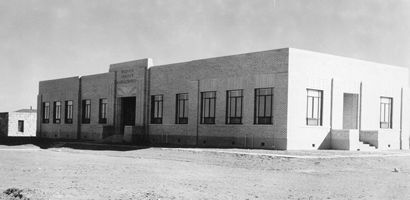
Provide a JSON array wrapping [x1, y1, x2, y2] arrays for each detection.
[[1, 143, 410, 200]]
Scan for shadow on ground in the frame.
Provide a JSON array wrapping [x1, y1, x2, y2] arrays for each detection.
[[0, 137, 149, 151], [0, 136, 287, 152]]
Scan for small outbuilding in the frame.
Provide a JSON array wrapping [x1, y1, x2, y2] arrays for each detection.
[[0, 109, 37, 137]]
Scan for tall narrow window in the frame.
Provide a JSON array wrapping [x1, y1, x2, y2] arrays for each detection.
[[65, 100, 73, 124], [99, 98, 108, 124], [151, 95, 163, 124], [18, 120, 24, 132], [176, 93, 188, 124], [53, 101, 61, 124], [306, 89, 323, 126], [226, 90, 243, 124], [201, 91, 216, 124], [42, 102, 50, 123], [380, 97, 393, 129], [82, 99, 91, 124], [254, 88, 273, 124]]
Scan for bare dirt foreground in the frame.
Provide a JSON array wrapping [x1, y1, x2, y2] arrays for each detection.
[[1, 144, 410, 200]]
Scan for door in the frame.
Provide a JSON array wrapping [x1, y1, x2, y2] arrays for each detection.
[[121, 97, 136, 128], [343, 93, 359, 129]]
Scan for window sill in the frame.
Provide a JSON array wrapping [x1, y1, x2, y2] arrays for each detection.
[[302, 125, 329, 129]]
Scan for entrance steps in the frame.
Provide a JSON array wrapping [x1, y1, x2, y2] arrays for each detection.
[[356, 141, 376, 151], [331, 129, 378, 151]]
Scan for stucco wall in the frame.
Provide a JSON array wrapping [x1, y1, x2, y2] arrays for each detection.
[[8, 112, 36, 137], [288, 48, 409, 150]]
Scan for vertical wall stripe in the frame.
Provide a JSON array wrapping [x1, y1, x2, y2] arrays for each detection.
[[400, 87, 403, 149], [77, 77, 82, 140], [113, 71, 117, 135], [330, 78, 334, 129], [37, 94, 42, 137], [359, 82, 362, 131], [196, 80, 200, 146], [144, 67, 150, 143]]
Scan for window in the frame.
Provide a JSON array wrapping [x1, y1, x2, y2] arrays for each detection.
[[380, 97, 393, 129], [226, 90, 243, 124], [176, 93, 188, 124], [254, 88, 273, 124], [42, 102, 50, 123], [18, 120, 24, 132], [53, 101, 61, 124], [201, 91, 216, 124], [65, 100, 73, 124], [82, 99, 91, 124], [99, 98, 108, 124], [151, 95, 163, 124], [306, 89, 323, 126]]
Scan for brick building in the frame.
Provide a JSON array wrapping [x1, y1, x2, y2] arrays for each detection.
[[0, 109, 37, 137], [37, 48, 410, 150]]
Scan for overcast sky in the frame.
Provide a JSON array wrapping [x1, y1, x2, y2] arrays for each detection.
[[0, 0, 409, 112]]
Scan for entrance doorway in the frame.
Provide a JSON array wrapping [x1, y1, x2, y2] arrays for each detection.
[[343, 93, 359, 129], [121, 97, 136, 127]]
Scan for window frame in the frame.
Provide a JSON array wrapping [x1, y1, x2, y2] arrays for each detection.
[[151, 95, 163, 124], [65, 100, 73, 124], [42, 102, 50, 123], [175, 93, 188, 124], [380, 96, 393, 129], [82, 99, 91, 124], [200, 91, 216, 124], [99, 98, 108, 124], [226, 89, 243, 124], [53, 101, 62, 124], [254, 87, 274, 125], [18, 120, 24, 132], [306, 89, 323, 126]]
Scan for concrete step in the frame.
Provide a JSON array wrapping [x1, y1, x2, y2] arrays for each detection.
[[356, 141, 377, 151]]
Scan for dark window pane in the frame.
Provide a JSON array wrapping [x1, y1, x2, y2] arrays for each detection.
[[18, 120, 24, 132], [380, 97, 393, 129], [201, 92, 216, 124], [306, 89, 323, 126], [255, 88, 273, 124], [227, 90, 243, 124], [151, 95, 163, 124]]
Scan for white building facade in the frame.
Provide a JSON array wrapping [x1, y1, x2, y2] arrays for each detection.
[[287, 48, 409, 150]]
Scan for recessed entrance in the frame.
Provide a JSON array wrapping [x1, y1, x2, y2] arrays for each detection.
[[343, 93, 359, 129], [121, 97, 136, 127]]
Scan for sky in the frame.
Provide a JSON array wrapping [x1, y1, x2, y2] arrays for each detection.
[[0, 0, 409, 112]]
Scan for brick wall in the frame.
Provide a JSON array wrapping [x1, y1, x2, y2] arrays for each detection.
[[149, 48, 289, 149], [80, 72, 115, 140], [109, 59, 151, 141], [38, 77, 80, 139]]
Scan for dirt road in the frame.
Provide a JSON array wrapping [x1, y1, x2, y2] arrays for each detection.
[[0, 144, 410, 199]]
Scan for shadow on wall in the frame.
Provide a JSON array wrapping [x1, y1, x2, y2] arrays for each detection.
[[318, 132, 332, 150]]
